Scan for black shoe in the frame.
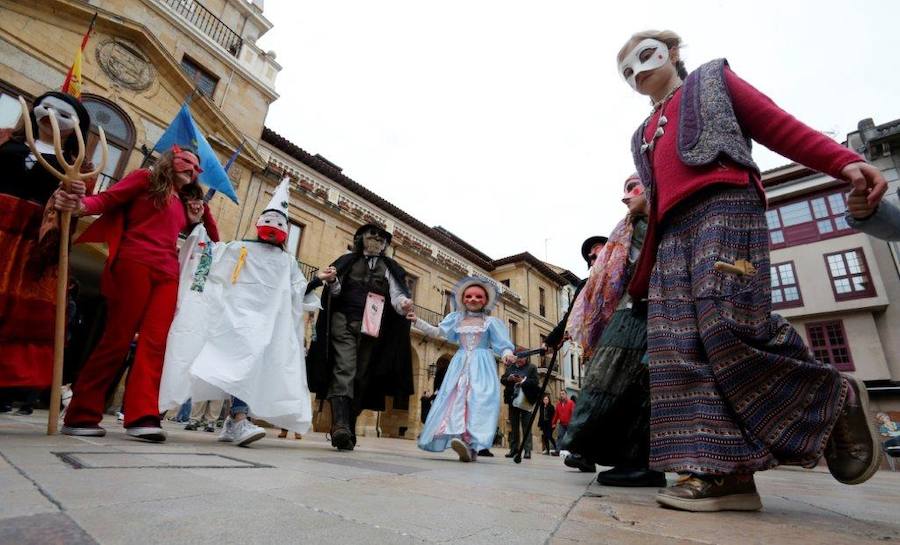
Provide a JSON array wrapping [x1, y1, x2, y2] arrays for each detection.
[[597, 467, 667, 488], [14, 406, 33, 416], [0, 404, 12, 413], [564, 453, 596, 473], [504, 451, 516, 458], [477, 449, 494, 457], [523, 451, 531, 459], [330, 397, 354, 451]]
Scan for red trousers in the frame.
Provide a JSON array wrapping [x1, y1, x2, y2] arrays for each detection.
[[64, 259, 177, 428]]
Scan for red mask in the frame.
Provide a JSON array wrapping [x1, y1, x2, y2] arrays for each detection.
[[257, 225, 287, 245], [171, 144, 203, 182]]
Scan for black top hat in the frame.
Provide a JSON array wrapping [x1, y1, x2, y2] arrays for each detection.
[[580, 235, 608, 266], [354, 223, 392, 243]]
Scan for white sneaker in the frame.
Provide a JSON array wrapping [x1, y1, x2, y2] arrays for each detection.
[[218, 417, 236, 442], [125, 427, 166, 442], [233, 419, 266, 447], [116, 412, 124, 422], [450, 438, 475, 463]]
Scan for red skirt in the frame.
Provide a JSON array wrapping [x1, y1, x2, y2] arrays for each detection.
[[0, 193, 57, 388]]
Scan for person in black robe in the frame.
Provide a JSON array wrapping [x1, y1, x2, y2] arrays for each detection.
[[306, 223, 414, 451]]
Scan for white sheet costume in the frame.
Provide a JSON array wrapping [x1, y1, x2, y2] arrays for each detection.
[[159, 178, 319, 434]]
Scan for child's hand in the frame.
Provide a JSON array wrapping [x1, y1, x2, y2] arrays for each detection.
[[841, 161, 887, 208], [53, 189, 82, 213], [406, 312, 417, 323], [185, 199, 204, 223], [400, 297, 414, 314], [502, 353, 517, 365], [848, 188, 877, 220]]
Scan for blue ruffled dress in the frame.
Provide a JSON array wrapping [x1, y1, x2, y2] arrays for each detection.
[[416, 311, 514, 452]]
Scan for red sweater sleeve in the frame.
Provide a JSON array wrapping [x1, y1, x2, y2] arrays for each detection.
[[201, 203, 220, 242], [82, 169, 150, 216], [725, 68, 861, 179]]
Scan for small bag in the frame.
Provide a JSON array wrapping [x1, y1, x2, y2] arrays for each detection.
[[361, 292, 385, 337], [512, 384, 534, 412]]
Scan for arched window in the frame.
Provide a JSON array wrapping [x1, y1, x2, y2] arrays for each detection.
[[81, 95, 135, 192]]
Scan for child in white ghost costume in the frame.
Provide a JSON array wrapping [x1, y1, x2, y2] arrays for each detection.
[[160, 177, 337, 446]]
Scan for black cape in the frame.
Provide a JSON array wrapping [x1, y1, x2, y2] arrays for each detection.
[[305, 252, 414, 411]]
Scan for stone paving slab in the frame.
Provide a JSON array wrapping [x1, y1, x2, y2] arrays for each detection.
[[2, 411, 899, 545]]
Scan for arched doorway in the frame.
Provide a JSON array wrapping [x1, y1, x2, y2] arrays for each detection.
[[81, 95, 135, 192]]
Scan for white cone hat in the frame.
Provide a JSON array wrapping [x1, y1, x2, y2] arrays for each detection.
[[263, 176, 291, 220]]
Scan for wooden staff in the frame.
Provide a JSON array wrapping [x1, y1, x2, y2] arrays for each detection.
[[19, 97, 107, 435]]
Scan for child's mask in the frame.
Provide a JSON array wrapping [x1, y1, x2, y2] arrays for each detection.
[[618, 38, 670, 90]]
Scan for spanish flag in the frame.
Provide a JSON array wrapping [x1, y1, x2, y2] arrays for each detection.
[[61, 13, 97, 98]]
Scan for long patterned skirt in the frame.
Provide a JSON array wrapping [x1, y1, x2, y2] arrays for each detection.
[[647, 185, 846, 475], [0, 194, 56, 388], [559, 306, 650, 468]]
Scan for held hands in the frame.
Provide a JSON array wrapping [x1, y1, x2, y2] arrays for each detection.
[[406, 311, 417, 323], [841, 161, 887, 211], [501, 353, 518, 366], [400, 297, 414, 314], [185, 199, 205, 224], [316, 266, 338, 283], [847, 189, 877, 220]]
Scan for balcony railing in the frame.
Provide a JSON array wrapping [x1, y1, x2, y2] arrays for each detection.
[[297, 259, 319, 281], [161, 0, 243, 57], [413, 305, 444, 327], [93, 173, 119, 194]]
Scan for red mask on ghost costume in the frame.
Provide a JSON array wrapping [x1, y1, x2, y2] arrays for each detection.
[[171, 144, 203, 182], [257, 225, 287, 245]]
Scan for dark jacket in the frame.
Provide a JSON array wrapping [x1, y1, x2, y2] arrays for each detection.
[[545, 278, 586, 349], [305, 252, 413, 411], [538, 402, 555, 428], [500, 362, 539, 405]]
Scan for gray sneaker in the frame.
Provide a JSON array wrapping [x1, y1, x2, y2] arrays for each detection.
[[61, 425, 106, 437], [450, 438, 475, 463], [825, 375, 881, 485]]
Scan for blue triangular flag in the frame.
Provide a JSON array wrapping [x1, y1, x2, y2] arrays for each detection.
[[153, 104, 239, 204]]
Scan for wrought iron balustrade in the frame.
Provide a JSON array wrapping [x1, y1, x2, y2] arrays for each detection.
[[297, 259, 319, 280], [160, 0, 243, 57], [413, 305, 443, 327]]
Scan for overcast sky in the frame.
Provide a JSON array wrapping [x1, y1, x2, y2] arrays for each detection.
[[257, 0, 899, 274]]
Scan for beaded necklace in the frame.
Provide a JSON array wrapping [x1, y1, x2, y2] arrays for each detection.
[[640, 83, 682, 154]]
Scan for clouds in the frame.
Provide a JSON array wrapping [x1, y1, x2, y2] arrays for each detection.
[[258, 0, 899, 273]]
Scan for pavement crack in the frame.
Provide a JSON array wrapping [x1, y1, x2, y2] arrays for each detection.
[[544, 475, 595, 544], [0, 448, 65, 512]]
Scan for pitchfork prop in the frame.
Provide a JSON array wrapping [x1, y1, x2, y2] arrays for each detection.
[[19, 96, 108, 435]]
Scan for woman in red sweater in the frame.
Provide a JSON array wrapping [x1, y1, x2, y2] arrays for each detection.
[[617, 30, 886, 511], [55, 146, 219, 442]]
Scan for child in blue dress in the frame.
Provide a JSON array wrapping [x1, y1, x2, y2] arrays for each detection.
[[408, 277, 517, 462]]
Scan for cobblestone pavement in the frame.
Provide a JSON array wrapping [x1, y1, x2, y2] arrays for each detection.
[[2, 411, 898, 544]]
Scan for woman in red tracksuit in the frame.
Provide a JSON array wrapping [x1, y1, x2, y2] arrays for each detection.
[[55, 145, 219, 442]]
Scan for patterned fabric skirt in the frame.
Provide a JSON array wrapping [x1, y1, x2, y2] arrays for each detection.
[[559, 306, 650, 468], [647, 185, 846, 475], [0, 194, 57, 388]]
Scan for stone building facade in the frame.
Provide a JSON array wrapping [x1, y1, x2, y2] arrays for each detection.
[[762, 117, 900, 415]]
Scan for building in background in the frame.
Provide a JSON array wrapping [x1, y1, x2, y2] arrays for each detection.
[[762, 116, 900, 415]]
